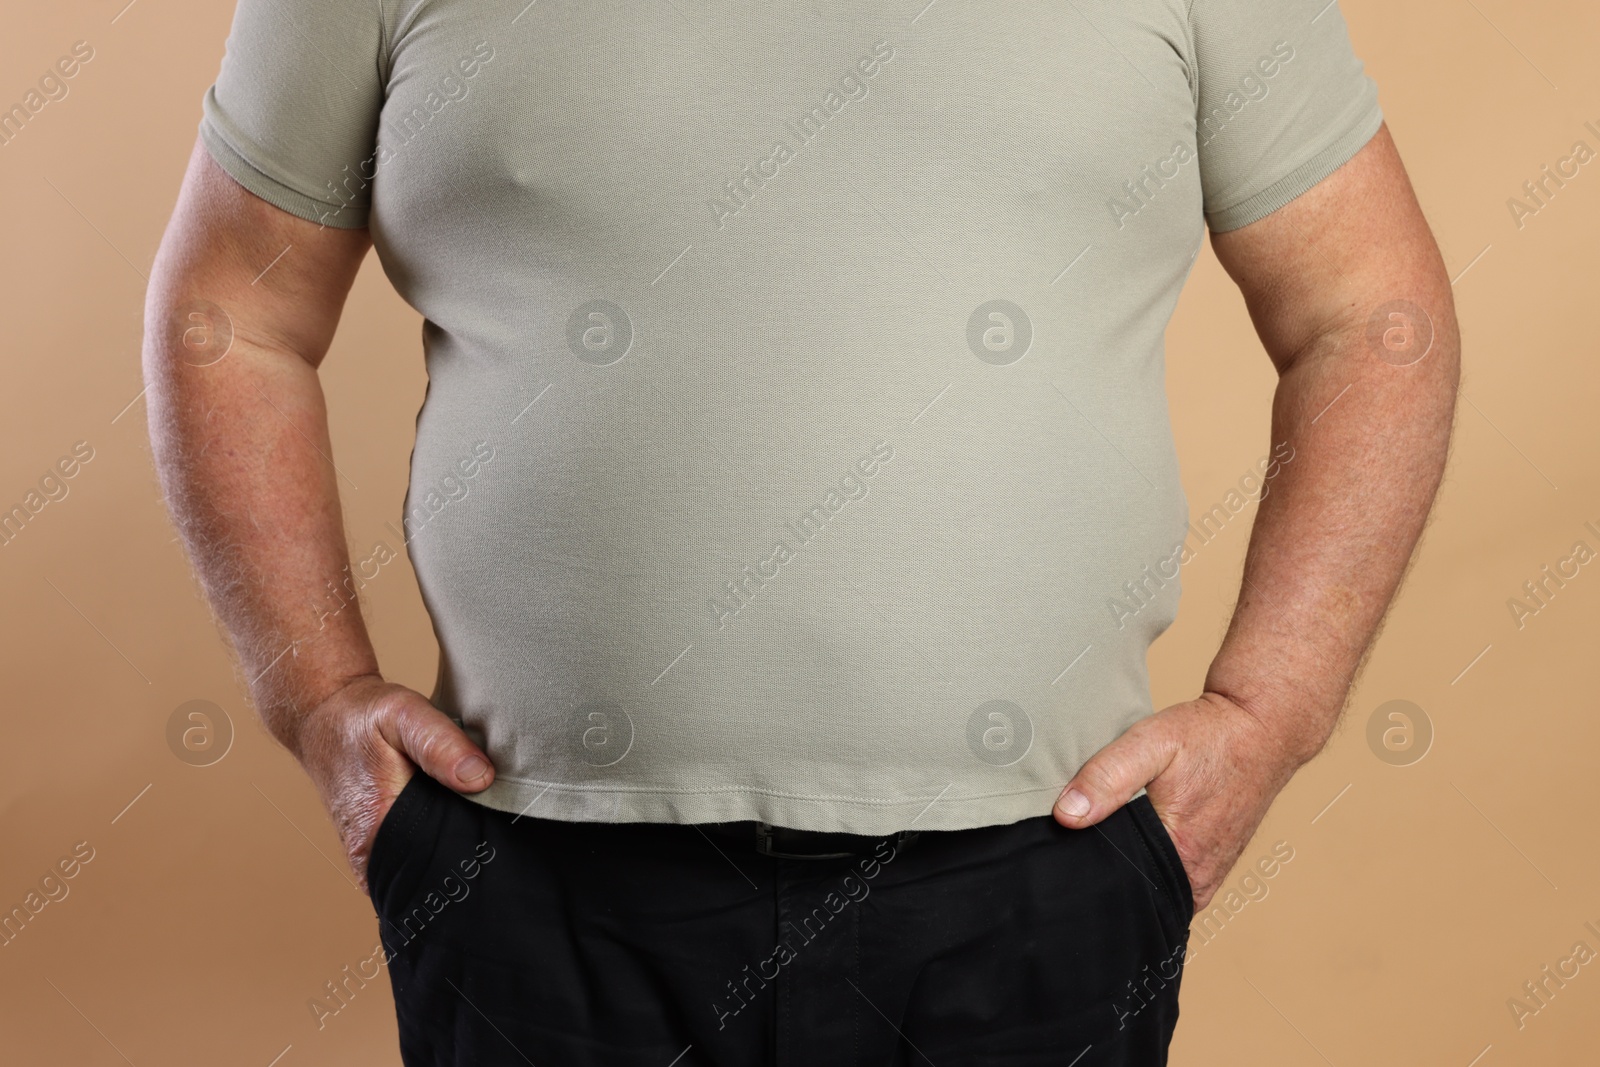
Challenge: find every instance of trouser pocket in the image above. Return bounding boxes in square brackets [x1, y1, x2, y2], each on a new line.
[366, 771, 435, 909]
[1128, 793, 1194, 925]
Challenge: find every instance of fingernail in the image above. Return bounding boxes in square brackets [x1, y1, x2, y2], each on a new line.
[1057, 789, 1091, 817]
[456, 755, 490, 782]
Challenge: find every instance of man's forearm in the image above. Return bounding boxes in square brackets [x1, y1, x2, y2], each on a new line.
[1203, 308, 1459, 765]
[144, 297, 379, 755]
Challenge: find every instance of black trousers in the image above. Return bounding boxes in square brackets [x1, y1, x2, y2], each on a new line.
[367, 772, 1193, 1066]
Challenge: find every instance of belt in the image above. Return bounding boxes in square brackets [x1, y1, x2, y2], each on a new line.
[703, 821, 922, 860]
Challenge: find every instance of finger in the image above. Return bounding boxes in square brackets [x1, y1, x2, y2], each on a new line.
[1054, 721, 1176, 828]
[378, 695, 496, 792]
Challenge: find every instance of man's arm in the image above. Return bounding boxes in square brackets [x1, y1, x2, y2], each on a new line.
[1203, 121, 1459, 753]
[143, 139, 494, 890]
[1053, 124, 1459, 913]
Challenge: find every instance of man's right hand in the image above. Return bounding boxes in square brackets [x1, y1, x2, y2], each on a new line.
[287, 674, 495, 893]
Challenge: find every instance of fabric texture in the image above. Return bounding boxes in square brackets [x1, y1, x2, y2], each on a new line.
[201, 0, 1382, 833]
[366, 771, 1192, 1065]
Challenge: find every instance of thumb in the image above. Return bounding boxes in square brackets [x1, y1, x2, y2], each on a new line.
[379, 695, 496, 793]
[1054, 721, 1175, 828]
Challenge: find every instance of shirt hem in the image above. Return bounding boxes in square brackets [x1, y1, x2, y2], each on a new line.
[460, 777, 1075, 835]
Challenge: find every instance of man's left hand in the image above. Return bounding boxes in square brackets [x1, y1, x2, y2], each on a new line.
[1052, 692, 1307, 915]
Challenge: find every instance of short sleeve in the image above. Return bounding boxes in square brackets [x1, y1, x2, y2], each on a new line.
[198, 0, 385, 229]
[1188, 0, 1383, 232]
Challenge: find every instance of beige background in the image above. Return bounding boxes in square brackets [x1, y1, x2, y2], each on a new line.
[2, 0, 1597, 1063]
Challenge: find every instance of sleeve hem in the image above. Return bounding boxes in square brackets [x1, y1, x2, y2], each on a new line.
[198, 106, 370, 230]
[1204, 102, 1383, 233]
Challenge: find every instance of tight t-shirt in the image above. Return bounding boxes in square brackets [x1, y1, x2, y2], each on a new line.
[200, 0, 1382, 833]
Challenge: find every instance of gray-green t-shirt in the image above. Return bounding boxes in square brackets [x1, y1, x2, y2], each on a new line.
[200, 0, 1381, 833]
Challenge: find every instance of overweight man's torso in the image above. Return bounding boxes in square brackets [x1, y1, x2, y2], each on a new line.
[200, 0, 1381, 831]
